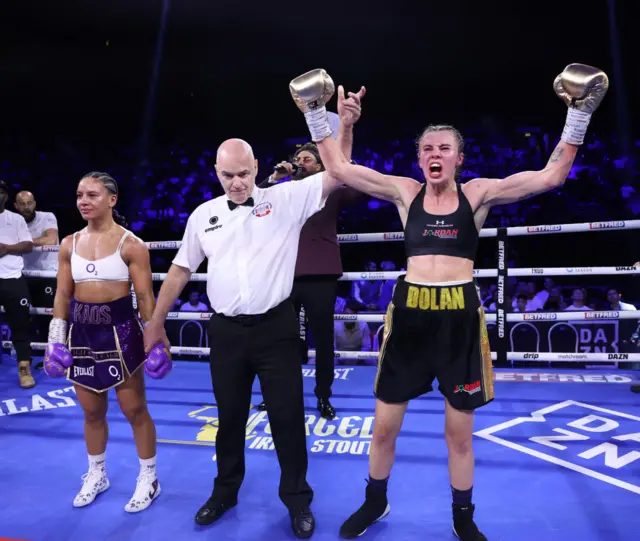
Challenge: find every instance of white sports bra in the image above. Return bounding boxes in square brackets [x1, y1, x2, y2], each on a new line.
[71, 230, 132, 283]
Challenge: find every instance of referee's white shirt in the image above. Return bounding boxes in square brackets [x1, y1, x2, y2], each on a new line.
[173, 172, 327, 316]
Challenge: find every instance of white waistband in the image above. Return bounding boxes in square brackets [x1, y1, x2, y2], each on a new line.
[407, 279, 472, 286]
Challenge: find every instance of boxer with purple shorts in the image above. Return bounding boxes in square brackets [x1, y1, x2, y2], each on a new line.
[43, 171, 171, 513]
[67, 296, 147, 392]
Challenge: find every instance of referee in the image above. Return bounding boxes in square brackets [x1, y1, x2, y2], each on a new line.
[144, 135, 359, 538]
[0, 180, 36, 388]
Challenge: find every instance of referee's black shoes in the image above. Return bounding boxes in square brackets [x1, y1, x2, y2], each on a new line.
[632, 384, 640, 393]
[255, 398, 335, 420]
[317, 398, 335, 420]
[289, 506, 315, 539]
[194, 495, 237, 526]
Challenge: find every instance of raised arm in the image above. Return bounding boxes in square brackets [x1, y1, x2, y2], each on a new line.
[290, 70, 418, 203]
[470, 63, 609, 209]
[318, 135, 415, 203]
[336, 86, 365, 162]
[469, 140, 578, 207]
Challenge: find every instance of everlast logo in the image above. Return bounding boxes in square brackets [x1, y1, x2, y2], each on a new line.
[406, 286, 465, 310]
[74, 304, 112, 325]
[73, 365, 94, 377]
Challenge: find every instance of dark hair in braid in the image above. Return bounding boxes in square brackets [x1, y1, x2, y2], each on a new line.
[80, 171, 128, 228]
[111, 208, 129, 228]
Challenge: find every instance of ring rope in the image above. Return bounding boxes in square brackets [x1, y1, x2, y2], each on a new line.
[19, 266, 640, 281]
[6, 306, 639, 323]
[5, 308, 638, 363]
[27, 218, 640, 253]
[3, 340, 639, 363]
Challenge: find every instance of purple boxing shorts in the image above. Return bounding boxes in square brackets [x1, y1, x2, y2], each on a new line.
[67, 295, 145, 392]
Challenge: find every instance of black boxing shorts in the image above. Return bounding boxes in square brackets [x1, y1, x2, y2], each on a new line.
[374, 275, 494, 411]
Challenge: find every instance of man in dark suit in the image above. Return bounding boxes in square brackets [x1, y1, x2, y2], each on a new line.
[258, 106, 364, 419]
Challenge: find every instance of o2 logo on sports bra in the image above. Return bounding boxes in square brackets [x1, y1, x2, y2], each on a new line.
[86, 263, 98, 276]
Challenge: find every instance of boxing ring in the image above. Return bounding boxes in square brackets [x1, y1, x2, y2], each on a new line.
[9, 217, 640, 365]
[1, 218, 639, 541]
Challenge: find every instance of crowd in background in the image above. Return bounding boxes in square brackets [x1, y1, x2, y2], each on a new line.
[2, 126, 638, 238]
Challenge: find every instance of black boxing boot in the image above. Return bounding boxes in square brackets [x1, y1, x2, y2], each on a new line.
[453, 504, 488, 541]
[339, 477, 390, 538]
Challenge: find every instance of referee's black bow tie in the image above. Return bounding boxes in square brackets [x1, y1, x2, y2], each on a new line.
[227, 197, 254, 211]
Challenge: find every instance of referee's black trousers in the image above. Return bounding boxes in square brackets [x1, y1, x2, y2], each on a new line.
[207, 299, 313, 510]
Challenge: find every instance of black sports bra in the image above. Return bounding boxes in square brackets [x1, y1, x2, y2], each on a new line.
[404, 184, 479, 261]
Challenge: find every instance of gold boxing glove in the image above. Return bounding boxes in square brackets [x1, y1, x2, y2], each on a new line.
[554, 63, 609, 145]
[289, 69, 336, 142]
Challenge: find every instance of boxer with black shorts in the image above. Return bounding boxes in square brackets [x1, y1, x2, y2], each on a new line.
[44, 172, 171, 512]
[290, 64, 608, 540]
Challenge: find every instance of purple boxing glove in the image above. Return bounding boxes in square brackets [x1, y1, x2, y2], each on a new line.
[144, 343, 172, 379]
[44, 343, 73, 378]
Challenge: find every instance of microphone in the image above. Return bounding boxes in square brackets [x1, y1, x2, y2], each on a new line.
[274, 163, 302, 176]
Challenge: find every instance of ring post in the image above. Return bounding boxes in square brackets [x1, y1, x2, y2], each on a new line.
[496, 227, 509, 366]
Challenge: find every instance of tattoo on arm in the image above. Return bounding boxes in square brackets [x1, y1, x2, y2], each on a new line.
[548, 147, 565, 163]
